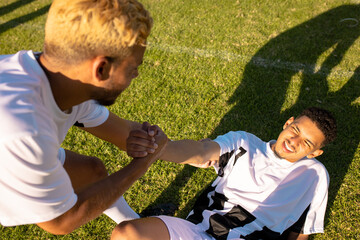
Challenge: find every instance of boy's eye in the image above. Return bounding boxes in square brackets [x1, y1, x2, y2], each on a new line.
[292, 127, 298, 134]
[304, 141, 312, 148]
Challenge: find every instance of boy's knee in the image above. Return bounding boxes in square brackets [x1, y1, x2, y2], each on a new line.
[111, 221, 139, 240]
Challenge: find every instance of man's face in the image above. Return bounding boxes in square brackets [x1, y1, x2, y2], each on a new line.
[272, 116, 325, 162]
[94, 45, 146, 106]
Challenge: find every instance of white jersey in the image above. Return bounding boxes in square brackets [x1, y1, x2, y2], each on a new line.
[186, 131, 329, 239]
[0, 51, 109, 226]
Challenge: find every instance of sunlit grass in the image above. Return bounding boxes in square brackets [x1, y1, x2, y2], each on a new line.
[1, 0, 359, 239]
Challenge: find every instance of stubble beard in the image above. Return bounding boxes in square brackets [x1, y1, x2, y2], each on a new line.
[95, 98, 116, 106]
[92, 88, 123, 106]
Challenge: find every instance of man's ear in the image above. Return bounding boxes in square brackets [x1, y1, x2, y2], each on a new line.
[92, 56, 111, 82]
[307, 149, 323, 159]
[283, 117, 295, 129]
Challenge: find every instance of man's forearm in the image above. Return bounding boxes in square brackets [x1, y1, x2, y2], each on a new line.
[37, 150, 161, 234]
[83, 112, 143, 151]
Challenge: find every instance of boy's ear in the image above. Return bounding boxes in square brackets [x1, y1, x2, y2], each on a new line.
[93, 56, 111, 81]
[283, 117, 295, 129]
[307, 149, 323, 159]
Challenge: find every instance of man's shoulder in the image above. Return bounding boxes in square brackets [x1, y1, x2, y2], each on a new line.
[0, 50, 49, 131]
[0, 50, 33, 69]
[0, 50, 43, 88]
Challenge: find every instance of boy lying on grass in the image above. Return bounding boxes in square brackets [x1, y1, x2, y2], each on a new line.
[112, 107, 336, 240]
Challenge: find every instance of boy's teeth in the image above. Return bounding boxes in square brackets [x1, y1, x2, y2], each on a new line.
[285, 142, 293, 152]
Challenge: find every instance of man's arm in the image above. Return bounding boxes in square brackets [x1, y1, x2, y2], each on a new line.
[81, 112, 157, 152]
[37, 129, 167, 235]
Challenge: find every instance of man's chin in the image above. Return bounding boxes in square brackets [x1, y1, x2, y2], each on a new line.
[95, 99, 116, 106]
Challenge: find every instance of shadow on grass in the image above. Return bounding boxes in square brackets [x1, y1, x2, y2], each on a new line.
[144, 4, 360, 229]
[0, 4, 50, 35]
[0, 0, 36, 17]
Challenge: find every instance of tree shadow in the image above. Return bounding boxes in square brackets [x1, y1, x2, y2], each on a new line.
[146, 4, 360, 228]
[0, 4, 50, 35]
[0, 0, 36, 17]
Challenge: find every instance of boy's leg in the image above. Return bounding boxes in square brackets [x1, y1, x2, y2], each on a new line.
[111, 217, 170, 240]
[111, 215, 211, 240]
[62, 149, 139, 223]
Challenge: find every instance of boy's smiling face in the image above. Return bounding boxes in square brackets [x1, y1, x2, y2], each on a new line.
[272, 116, 325, 162]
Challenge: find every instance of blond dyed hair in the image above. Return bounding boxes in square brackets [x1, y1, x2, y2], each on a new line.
[44, 0, 153, 64]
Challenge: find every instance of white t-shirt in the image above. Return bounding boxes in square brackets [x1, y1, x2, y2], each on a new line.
[0, 51, 109, 226]
[186, 131, 329, 239]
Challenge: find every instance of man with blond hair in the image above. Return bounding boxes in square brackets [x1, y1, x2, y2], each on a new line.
[0, 0, 166, 235]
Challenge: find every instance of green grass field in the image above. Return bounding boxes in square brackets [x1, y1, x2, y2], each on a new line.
[1, 0, 359, 239]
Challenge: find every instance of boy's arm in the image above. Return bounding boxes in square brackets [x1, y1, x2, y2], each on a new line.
[287, 232, 309, 240]
[126, 125, 221, 167]
[158, 139, 221, 166]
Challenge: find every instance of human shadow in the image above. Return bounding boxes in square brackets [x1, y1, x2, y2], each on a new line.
[216, 4, 360, 225]
[0, 4, 50, 35]
[144, 4, 360, 226]
[0, 0, 36, 17]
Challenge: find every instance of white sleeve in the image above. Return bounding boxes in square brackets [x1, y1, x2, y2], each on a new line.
[212, 131, 247, 174]
[213, 131, 246, 156]
[302, 168, 330, 234]
[74, 100, 109, 128]
[0, 134, 77, 226]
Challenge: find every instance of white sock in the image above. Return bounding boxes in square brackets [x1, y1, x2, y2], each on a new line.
[103, 196, 140, 224]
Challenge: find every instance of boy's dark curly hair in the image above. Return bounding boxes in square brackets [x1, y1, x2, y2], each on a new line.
[298, 107, 337, 146]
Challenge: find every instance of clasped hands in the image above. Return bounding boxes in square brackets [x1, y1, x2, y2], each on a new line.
[126, 123, 216, 168]
[126, 122, 168, 161]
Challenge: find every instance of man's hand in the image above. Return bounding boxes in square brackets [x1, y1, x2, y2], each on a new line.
[127, 122, 168, 159]
[131, 123, 169, 166]
[126, 122, 162, 158]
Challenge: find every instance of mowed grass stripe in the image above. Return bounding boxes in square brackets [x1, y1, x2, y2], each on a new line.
[1, 16, 357, 80]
